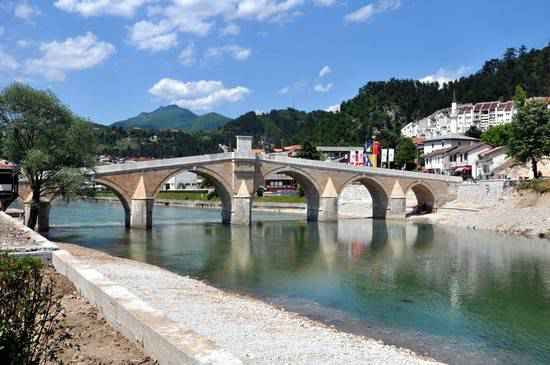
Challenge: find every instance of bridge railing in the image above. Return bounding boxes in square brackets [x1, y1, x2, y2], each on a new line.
[93, 152, 254, 175]
[258, 154, 463, 183]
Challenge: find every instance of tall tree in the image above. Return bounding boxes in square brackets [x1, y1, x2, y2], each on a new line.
[507, 86, 550, 178]
[0, 83, 96, 229]
[480, 124, 512, 146]
[395, 137, 418, 170]
[296, 141, 321, 160]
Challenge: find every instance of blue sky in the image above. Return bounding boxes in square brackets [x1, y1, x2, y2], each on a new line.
[1, 0, 549, 125]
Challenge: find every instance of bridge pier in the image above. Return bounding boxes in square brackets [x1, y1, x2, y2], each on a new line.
[230, 196, 252, 225]
[317, 197, 338, 222]
[130, 198, 154, 229]
[388, 181, 407, 219]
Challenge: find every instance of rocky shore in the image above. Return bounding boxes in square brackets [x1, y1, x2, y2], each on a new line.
[411, 190, 550, 239]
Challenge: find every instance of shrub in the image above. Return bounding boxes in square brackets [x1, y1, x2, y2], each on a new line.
[516, 179, 550, 194]
[0, 254, 63, 365]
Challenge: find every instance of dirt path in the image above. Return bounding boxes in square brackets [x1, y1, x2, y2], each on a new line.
[48, 269, 157, 365]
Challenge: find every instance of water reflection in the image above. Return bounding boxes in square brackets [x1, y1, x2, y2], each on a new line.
[48, 202, 550, 365]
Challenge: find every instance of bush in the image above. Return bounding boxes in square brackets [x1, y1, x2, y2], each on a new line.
[0, 254, 63, 365]
[517, 179, 550, 194]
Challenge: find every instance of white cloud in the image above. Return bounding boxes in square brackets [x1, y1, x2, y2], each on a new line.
[319, 65, 331, 78]
[314, 82, 333, 93]
[149, 78, 250, 111]
[278, 86, 290, 95]
[15, 1, 41, 20]
[126, 0, 307, 50]
[129, 20, 178, 51]
[221, 23, 240, 36]
[313, 0, 337, 6]
[24, 32, 115, 81]
[16, 40, 32, 48]
[345, 0, 400, 23]
[0, 50, 19, 72]
[179, 43, 195, 66]
[54, 0, 149, 17]
[326, 104, 340, 113]
[206, 45, 251, 61]
[420, 66, 471, 87]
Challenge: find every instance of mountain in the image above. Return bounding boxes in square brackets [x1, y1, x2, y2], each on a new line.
[111, 105, 231, 131]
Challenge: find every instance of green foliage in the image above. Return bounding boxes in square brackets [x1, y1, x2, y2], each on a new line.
[517, 179, 550, 193]
[395, 137, 417, 170]
[507, 86, 550, 178]
[480, 124, 512, 146]
[112, 105, 231, 131]
[0, 254, 63, 365]
[296, 141, 321, 160]
[0, 83, 96, 228]
[465, 125, 482, 139]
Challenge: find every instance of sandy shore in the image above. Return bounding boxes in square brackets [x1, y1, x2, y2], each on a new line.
[411, 191, 550, 239]
[57, 242, 443, 365]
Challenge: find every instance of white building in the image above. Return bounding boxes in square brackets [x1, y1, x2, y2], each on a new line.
[402, 99, 516, 139]
[424, 134, 491, 177]
[161, 171, 204, 191]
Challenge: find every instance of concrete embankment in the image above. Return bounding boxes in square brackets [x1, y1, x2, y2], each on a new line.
[413, 183, 550, 239]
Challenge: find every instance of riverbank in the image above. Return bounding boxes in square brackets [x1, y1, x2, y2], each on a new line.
[57, 242, 443, 365]
[91, 196, 307, 214]
[0, 213, 157, 365]
[411, 190, 550, 239]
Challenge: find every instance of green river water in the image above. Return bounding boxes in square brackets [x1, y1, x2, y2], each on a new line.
[46, 200, 550, 365]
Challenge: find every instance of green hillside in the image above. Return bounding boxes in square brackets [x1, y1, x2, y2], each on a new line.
[112, 105, 231, 131]
[93, 44, 550, 159]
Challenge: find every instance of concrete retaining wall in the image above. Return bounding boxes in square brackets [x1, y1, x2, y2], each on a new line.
[455, 180, 516, 206]
[53, 250, 242, 365]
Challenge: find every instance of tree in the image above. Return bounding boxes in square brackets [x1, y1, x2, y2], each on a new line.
[395, 137, 417, 170]
[480, 124, 512, 146]
[0, 83, 96, 230]
[507, 86, 550, 178]
[296, 141, 321, 160]
[465, 125, 482, 139]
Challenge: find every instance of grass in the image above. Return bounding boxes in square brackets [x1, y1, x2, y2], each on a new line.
[257, 195, 305, 203]
[516, 179, 550, 194]
[92, 190, 305, 203]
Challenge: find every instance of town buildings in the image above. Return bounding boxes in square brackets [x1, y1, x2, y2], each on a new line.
[402, 99, 515, 139]
[421, 135, 495, 178]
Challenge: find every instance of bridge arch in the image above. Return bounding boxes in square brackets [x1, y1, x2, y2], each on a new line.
[93, 178, 132, 227]
[339, 176, 389, 219]
[262, 166, 323, 221]
[405, 182, 436, 215]
[152, 166, 234, 224]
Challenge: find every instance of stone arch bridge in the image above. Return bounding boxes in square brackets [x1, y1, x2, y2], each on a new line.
[16, 138, 461, 230]
[82, 149, 460, 229]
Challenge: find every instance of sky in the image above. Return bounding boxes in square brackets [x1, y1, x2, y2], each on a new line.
[0, 0, 549, 125]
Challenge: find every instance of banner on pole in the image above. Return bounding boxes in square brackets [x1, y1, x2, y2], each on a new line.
[388, 148, 395, 162]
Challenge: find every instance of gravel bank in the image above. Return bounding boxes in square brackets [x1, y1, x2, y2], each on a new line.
[59, 243, 443, 365]
[411, 191, 550, 239]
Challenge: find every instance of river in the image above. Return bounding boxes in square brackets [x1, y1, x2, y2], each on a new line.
[46, 200, 550, 365]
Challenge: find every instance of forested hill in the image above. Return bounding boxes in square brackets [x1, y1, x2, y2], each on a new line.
[95, 44, 550, 158]
[112, 105, 231, 131]
[221, 44, 550, 149]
